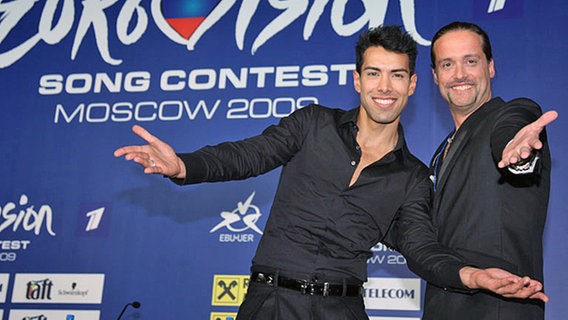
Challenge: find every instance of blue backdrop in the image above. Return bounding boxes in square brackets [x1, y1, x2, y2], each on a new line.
[1, 1, 566, 319]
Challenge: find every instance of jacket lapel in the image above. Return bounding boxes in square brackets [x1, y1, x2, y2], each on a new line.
[433, 98, 506, 196]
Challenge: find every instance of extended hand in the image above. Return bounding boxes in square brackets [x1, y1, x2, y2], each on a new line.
[498, 110, 558, 168]
[114, 125, 186, 178]
[460, 267, 548, 302]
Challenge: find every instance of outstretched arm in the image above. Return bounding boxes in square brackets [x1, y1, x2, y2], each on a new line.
[389, 175, 548, 303]
[114, 125, 186, 178]
[498, 110, 558, 168]
[460, 266, 549, 302]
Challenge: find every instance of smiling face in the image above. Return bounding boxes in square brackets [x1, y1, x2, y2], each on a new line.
[432, 29, 495, 117]
[353, 46, 417, 128]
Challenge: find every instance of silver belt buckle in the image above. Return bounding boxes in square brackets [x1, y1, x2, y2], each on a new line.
[322, 282, 330, 296]
[299, 281, 310, 295]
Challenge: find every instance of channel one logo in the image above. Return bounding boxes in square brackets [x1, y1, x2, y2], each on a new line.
[11, 273, 105, 304]
[363, 277, 421, 311]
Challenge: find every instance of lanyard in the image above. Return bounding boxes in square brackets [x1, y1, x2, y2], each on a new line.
[431, 130, 455, 192]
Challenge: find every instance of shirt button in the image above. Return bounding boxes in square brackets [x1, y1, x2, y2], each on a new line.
[350, 160, 356, 166]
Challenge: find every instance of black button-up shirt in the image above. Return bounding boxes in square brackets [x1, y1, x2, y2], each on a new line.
[177, 104, 465, 286]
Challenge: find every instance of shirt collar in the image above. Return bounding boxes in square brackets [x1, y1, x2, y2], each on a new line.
[337, 106, 409, 161]
[337, 107, 359, 128]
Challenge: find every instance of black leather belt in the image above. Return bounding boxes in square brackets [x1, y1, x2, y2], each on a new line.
[251, 272, 363, 297]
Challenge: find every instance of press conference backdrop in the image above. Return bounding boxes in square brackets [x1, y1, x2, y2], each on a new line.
[0, 0, 566, 319]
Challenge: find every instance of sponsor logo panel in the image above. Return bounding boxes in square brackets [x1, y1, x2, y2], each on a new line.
[210, 312, 237, 320]
[12, 274, 105, 304]
[369, 317, 420, 320]
[211, 275, 249, 306]
[8, 309, 100, 320]
[364, 278, 421, 311]
[0, 273, 9, 303]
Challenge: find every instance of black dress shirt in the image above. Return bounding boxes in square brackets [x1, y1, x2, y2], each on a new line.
[175, 104, 465, 286]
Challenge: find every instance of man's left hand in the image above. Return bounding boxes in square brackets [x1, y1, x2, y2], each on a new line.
[460, 266, 549, 302]
[498, 110, 558, 168]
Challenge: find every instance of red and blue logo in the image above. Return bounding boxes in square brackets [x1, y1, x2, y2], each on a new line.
[161, 0, 220, 39]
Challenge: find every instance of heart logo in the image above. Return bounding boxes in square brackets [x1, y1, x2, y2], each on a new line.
[160, 0, 220, 39]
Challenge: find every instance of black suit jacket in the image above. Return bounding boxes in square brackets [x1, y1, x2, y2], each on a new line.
[423, 97, 551, 320]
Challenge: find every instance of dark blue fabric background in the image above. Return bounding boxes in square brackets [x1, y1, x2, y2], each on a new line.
[1, 1, 566, 319]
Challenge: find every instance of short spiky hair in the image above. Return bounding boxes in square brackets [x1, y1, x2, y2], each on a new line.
[430, 21, 493, 68]
[355, 25, 418, 75]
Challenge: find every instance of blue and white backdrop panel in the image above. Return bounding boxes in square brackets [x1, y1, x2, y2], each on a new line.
[1, 1, 566, 319]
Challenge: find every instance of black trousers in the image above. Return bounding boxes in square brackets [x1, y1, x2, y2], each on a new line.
[236, 281, 369, 320]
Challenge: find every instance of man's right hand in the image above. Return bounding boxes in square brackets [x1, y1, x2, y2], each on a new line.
[114, 125, 186, 179]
